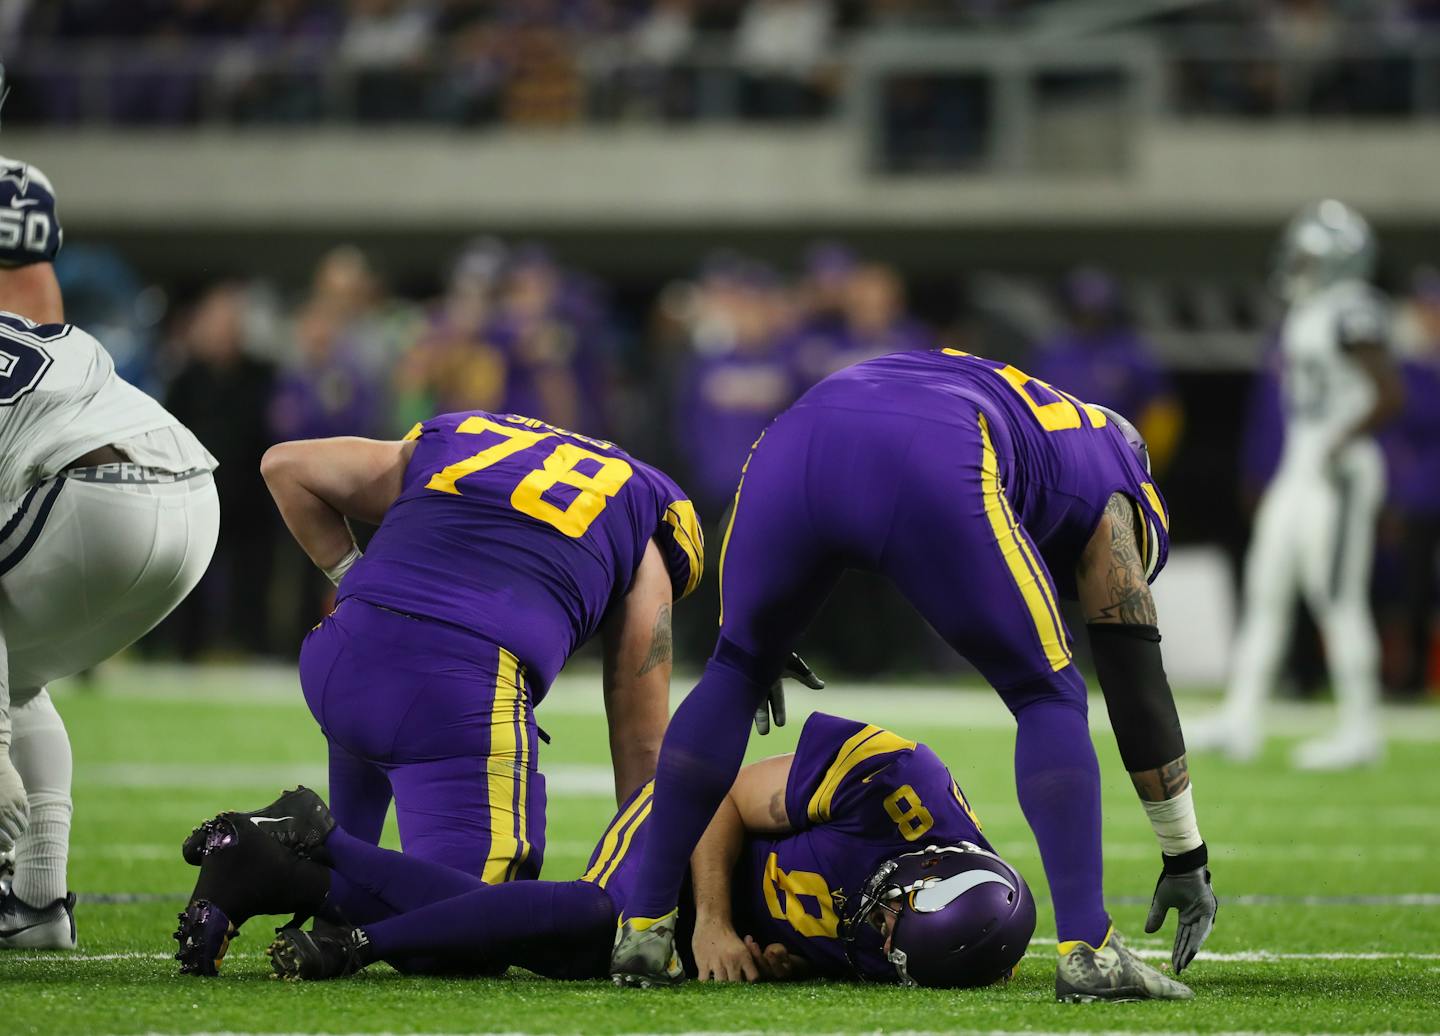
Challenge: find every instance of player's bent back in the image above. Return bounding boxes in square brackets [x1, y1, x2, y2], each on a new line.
[340, 411, 702, 697]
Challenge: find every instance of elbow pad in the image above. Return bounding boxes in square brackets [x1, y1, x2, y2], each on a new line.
[1087, 623, 1185, 772]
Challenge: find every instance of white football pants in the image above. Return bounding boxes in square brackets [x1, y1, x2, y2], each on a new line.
[1224, 443, 1384, 743]
[0, 469, 219, 907]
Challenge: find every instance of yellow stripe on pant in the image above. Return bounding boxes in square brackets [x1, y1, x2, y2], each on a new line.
[582, 781, 654, 885]
[597, 796, 653, 889]
[482, 647, 532, 885]
[718, 429, 767, 626]
[977, 415, 1071, 673]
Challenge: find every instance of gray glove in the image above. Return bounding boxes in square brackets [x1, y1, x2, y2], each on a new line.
[754, 653, 824, 735]
[1145, 851, 1217, 973]
[0, 754, 28, 854]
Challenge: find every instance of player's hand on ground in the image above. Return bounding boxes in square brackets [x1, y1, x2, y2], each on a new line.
[755, 653, 825, 735]
[0, 756, 29, 853]
[692, 919, 760, 982]
[1146, 855, 1217, 973]
[745, 936, 805, 982]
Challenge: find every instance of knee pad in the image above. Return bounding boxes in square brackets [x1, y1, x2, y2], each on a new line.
[10, 691, 72, 794]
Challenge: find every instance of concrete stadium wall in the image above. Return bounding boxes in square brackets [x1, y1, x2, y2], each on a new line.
[10, 120, 1440, 233]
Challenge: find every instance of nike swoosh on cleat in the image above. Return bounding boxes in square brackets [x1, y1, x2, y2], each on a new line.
[0, 918, 48, 938]
[250, 816, 294, 825]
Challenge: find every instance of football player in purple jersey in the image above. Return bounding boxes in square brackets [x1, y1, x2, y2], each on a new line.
[611, 349, 1216, 1002]
[176, 411, 718, 968]
[175, 711, 1036, 989]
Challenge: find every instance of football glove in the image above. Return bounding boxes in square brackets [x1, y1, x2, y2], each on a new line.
[0, 755, 28, 854]
[754, 653, 824, 736]
[1145, 848, 1217, 974]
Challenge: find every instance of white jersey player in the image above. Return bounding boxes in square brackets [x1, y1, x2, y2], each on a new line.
[1192, 200, 1403, 770]
[0, 155, 220, 949]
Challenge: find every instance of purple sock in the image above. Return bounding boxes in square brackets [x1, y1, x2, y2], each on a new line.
[623, 645, 769, 920]
[363, 879, 616, 978]
[1011, 694, 1111, 946]
[326, 825, 485, 922]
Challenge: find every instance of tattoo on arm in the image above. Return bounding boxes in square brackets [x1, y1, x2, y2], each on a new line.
[1129, 754, 1191, 802]
[768, 790, 787, 829]
[636, 603, 673, 677]
[1090, 493, 1158, 625]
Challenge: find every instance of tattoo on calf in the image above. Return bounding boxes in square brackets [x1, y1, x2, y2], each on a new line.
[1092, 493, 1158, 625]
[1130, 755, 1191, 802]
[636, 603, 673, 677]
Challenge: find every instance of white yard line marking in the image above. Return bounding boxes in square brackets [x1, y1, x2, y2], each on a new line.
[76, 763, 618, 796]
[100, 1030, 1440, 1036]
[17, 948, 1440, 966]
[66, 828, 1440, 870]
[50, 663, 1440, 742]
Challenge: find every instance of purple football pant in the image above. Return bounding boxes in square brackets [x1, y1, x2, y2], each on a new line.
[300, 599, 546, 921]
[324, 825, 615, 979]
[626, 402, 1110, 946]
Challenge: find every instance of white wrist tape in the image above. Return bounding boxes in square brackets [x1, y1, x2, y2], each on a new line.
[323, 544, 363, 587]
[1141, 785, 1203, 856]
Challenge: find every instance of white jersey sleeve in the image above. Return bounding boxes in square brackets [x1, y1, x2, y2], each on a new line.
[1277, 280, 1390, 472]
[0, 313, 216, 504]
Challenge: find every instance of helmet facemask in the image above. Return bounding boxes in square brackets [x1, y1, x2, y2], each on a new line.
[843, 842, 1035, 988]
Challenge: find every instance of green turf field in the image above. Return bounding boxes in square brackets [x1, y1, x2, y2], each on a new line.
[3, 663, 1438, 1035]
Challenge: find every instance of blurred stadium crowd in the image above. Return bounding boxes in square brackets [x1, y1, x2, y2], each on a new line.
[53, 233, 1440, 697]
[5, 0, 1440, 125]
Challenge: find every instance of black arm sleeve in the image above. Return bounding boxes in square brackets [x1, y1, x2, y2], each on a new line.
[1087, 622, 1186, 772]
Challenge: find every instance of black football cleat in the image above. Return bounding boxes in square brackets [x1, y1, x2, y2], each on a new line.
[182, 787, 335, 866]
[173, 899, 237, 977]
[174, 814, 331, 977]
[268, 926, 370, 981]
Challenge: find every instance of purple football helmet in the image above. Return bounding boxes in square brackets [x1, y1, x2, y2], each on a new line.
[843, 842, 1036, 988]
[1091, 404, 1150, 475]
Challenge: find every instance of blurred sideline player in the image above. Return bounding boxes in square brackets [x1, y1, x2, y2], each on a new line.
[226, 409, 780, 962]
[1190, 201, 1403, 770]
[0, 153, 220, 949]
[178, 711, 1037, 990]
[610, 348, 1217, 1002]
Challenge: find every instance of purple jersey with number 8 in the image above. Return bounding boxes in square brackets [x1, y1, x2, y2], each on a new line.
[338, 411, 703, 698]
[735, 712, 990, 980]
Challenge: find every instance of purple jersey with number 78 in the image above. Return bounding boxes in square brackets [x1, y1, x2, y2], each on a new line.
[338, 411, 704, 699]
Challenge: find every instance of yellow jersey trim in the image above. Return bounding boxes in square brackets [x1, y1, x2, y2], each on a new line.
[663, 499, 705, 600]
[1139, 481, 1169, 532]
[805, 724, 916, 825]
[403, 422, 424, 442]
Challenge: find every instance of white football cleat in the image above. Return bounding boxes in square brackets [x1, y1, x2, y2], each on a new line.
[0, 892, 77, 950]
[1292, 730, 1383, 771]
[1183, 712, 1261, 763]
